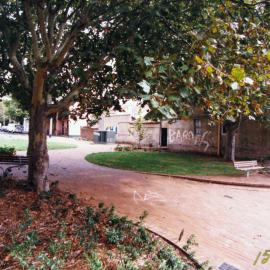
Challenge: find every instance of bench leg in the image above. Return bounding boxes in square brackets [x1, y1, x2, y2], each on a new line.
[246, 171, 250, 178]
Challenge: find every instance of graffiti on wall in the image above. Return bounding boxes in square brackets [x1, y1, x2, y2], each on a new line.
[169, 129, 211, 152]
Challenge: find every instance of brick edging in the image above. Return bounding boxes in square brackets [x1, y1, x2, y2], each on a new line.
[138, 171, 270, 189]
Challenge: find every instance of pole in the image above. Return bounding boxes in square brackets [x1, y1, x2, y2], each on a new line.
[217, 120, 221, 156]
[49, 117, 53, 137]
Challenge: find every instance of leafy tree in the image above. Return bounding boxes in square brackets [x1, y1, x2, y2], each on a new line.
[139, 0, 270, 161]
[0, 0, 203, 191]
[0, 98, 28, 124]
[129, 109, 146, 148]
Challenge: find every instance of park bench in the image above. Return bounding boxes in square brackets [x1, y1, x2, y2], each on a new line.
[0, 155, 28, 180]
[263, 160, 270, 174]
[233, 160, 264, 177]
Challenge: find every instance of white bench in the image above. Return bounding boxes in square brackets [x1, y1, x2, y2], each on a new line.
[234, 160, 264, 177]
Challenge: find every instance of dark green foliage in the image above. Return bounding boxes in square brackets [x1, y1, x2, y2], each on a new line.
[0, 146, 16, 156]
[157, 247, 185, 270]
[106, 228, 124, 245]
[0, 0, 203, 120]
[19, 208, 33, 231]
[84, 252, 103, 270]
[3, 186, 198, 270]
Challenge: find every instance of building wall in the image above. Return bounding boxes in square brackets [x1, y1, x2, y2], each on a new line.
[167, 118, 218, 155]
[98, 114, 131, 131]
[23, 118, 29, 133]
[116, 122, 160, 146]
[227, 121, 270, 159]
[51, 118, 69, 136]
[80, 126, 97, 141]
[115, 117, 270, 159]
[69, 118, 88, 136]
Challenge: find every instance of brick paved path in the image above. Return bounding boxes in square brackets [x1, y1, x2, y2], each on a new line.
[48, 139, 270, 270]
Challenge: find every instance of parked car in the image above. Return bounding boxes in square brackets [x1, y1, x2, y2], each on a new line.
[5, 123, 23, 133]
[15, 125, 23, 133]
[1, 125, 9, 132]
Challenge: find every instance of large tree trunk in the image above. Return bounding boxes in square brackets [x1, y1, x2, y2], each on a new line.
[27, 69, 49, 192]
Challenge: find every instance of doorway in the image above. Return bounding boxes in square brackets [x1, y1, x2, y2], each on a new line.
[161, 128, 168, 147]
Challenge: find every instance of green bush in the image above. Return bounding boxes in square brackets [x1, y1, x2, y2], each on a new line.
[115, 145, 134, 152]
[84, 252, 103, 270]
[106, 228, 124, 245]
[0, 146, 16, 156]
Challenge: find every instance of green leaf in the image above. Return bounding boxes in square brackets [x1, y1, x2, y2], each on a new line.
[145, 70, 153, 78]
[194, 87, 201, 94]
[158, 105, 176, 118]
[266, 51, 270, 62]
[231, 67, 245, 81]
[144, 57, 154, 66]
[180, 88, 189, 98]
[158, 65, 166, 73]
[206, 65, 214, 75]
[137, 80, 150, 94]
[181, 65, 189, 71]
[194, 55, 203, 64]
[150, 99, 159, 108]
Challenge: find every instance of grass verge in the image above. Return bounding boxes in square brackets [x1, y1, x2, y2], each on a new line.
[85, 151, 241, 176]
[0, 138, 77, 151]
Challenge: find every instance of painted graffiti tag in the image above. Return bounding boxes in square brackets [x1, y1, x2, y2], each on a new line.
[169, 129, 211, 152]
[133, 191, 166, 204]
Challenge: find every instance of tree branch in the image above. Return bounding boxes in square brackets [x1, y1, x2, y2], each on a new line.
[49, 15, 88, 68]
[47, 86, 82, 115]
[9, 37, 31, 90]
[47, 54, 112, 114]
[24, 0, 40, 62]
[36, 0, 52, 60]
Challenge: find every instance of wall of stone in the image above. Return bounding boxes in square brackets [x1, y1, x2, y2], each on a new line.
[166, 118, 218, 155]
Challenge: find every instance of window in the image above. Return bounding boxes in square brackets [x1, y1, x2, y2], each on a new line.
[194, 118, 202, 136]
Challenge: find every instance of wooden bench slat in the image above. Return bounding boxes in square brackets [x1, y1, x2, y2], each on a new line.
[234, 161, 257, 165]
[0, 155, 29, 166]
[237, 166, 264, 171]
[233, 160, 263, 177]
[0, 155, 29, 180]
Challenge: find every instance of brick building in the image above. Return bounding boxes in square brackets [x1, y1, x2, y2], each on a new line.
[115, 116, 270, 160]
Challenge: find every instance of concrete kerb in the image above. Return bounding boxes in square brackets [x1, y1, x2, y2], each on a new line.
[138, 171, 270, 189]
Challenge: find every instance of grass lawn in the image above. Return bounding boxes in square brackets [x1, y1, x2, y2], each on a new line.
[86, 151, 241, 176]
[0, 137, 77, 151]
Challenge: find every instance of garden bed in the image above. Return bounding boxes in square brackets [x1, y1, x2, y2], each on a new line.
[0, 180, 200, 270]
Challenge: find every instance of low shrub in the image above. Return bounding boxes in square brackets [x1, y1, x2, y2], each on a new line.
[115, 145, 133, 152]
[1, 183, 199, 270]
[0, 146, 16, 156]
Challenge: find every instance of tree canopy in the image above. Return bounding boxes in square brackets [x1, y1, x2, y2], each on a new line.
[1, 0, 270, 188]
[0, 98, 28, 124]
[137, 0, 270, 160]
[0, 0, 205, 120]
[139, 1, 270, 123]
[0, 0, 207, 190]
